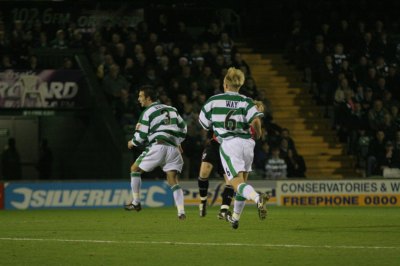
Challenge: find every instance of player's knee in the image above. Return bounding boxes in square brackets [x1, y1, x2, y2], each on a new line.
[131, 164, 141, 172]
[199, 167, 212, 178]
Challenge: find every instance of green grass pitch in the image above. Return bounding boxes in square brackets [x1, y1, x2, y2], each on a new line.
[1, 206, 399, 266]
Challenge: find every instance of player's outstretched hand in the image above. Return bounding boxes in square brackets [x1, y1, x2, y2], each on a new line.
[128, 140, 134, 149]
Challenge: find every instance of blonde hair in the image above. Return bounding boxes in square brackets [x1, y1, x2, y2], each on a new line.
[224, 67, 245, 91]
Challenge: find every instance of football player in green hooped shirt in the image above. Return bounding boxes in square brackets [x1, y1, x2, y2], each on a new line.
[199, 67, 269, 229]
[125, 86, 187, 220]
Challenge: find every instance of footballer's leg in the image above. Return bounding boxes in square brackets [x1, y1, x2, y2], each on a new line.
[124, 163, 143, 212]
[198, 162, 213, 217]
[218, 174, 234, 219]
[231, 173, 269, 220]
[166, 170, 186, 220]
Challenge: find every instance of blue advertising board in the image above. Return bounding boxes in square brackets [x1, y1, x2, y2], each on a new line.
[4, 181, 174, 210]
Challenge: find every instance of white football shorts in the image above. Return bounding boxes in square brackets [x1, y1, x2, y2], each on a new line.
[219, 137, 255, 180]
[135, 143, 183, 172]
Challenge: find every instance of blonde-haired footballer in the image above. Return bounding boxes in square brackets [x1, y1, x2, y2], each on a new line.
[198, 99, 266, 219]
[199, 67, 269, 229]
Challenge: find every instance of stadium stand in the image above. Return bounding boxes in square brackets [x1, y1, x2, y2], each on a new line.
[9, 0, 400, 180]
[283, 0, 400, 178]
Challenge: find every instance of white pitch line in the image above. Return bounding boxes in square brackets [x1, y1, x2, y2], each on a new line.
[0, 237, 399, 250]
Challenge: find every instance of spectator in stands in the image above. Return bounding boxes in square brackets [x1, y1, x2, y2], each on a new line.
[200, 22, 221, 44]
[97, 54, 115, 80]
[102, 64, 130, 107]
[309, 41, 326, 100]
[181, 121, 203, 179]
[394, 130, 400, 152]
[197, 66, 215, 96]
[212, 54, 227, 78]
[336, 19, 352, 49]
[188, 81, 202, 102]
[10, 20, 24, 50]
[390, 106, 400, 129]
[339, 59, 356, 88]
[354, 84, 366, 103]
[285, 149, 306, 178]
[332, 43, 347, 70]
[232, 52, 250, 75]
[69, 29, 84, 49]
[192, 91, 207, 114]
[143, 32, 160, 60]
[241, 76, 258, 99]
[36, 139, 53, 180]
[116, 88, 140, 127]
[122, 57, 140, 90]
[377, 141, 400, 176]
[387, 64, 400, 94]
[27, 55, 40, 71]
[0, 30, 10, 54]
[210, 78, 223, 96]
[364, 67, 379, 91]
[192, 56, 206, 78]
[280, 138, 289, 158]
[368, 99, 389, 131]
[280, 128, 297, 154]
[254, 141, 270, 174]
[35, 31, 49, 48]
[375, 56, 389, 77]
[0, 54, 14, 69]
[366, 130, 387, 176]
[140, 66, 163, 88]
[355, 128, 371, 174]
[50, 29, 68, 49]
[333, 75, 347, 120]
[177, 65, 194, 95]
[61, 57, 74, 69]
[285, 20, 307, 66]
[109, 33, 122, 55]
[100, 19, 114, 43]
[217, 32, 236, 65]
[357, 32, 373, 60]
[174, 21, 193, 53]
[135, 52, 148, 76]
[337, 89, 356, 142]
[361, 86, 374, 112]
[318, 23, 334, 49]
[151, 45, 165, 66]
[375, 77, 388, 99]
[265, 146, 287, 179]
[347, 101, 369, 154]
[1, 138, 21, 180]
[382, 113, 397, 140]
[154, 56, 171, 85]
[354, 56, 369, 85]
[125, 30, 139, 57]
[113, 43, 128, 68]
[154, 14, 171, 43]
[319, 55, 337, 116]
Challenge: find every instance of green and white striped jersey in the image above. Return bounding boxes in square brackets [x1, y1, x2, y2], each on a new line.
[132, 102, 187, 147]
[199, 92, 263, 140]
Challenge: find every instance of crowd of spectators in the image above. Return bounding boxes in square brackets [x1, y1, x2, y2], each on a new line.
[0, 10, 305, 180]
[285, 7, 400, 177]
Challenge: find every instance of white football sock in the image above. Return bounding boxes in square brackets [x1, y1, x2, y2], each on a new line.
[171, 184, 185, 214]
[238, 183, 260, 204]
[232, 195, 246, 221]
[131, 172, 141, 205]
